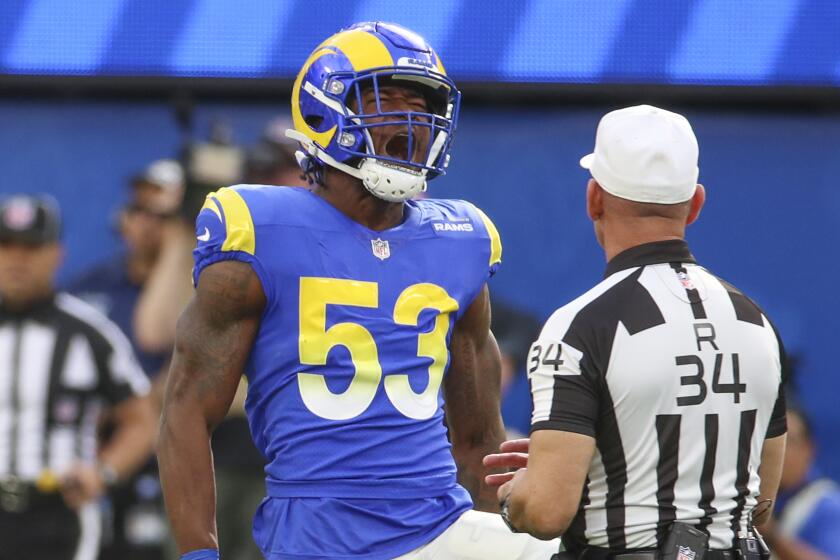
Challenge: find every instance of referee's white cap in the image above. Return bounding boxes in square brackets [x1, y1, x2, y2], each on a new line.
[579, 105, 699, 204]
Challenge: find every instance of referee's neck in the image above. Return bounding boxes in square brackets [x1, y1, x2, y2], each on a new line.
[602, 226, 686, 263]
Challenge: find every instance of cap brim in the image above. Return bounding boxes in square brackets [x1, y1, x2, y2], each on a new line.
[0, 230, 55, 245]
[130, 174, 151, 187]
[579, 153, 595, 169]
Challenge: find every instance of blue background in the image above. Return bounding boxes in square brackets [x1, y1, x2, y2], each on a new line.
[1, 0, 840, 85]
[0, 99, 838, 476]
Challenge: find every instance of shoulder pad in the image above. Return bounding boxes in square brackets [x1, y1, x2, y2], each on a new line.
[468, 203, 502, 268]
[197, 186, 256, 255]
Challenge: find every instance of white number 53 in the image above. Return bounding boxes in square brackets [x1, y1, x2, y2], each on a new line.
[297, 277, 458, 421]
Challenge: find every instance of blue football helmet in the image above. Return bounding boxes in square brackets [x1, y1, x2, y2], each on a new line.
[286, 22, 461, 201]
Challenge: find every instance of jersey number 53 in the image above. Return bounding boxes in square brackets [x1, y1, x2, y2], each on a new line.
[297, 277, 458, 421]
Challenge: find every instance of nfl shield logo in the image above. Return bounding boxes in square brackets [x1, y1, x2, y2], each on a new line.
[371, 238, 390, 260]
[677, 546, 696, 560]
[677, 271, 696, 290]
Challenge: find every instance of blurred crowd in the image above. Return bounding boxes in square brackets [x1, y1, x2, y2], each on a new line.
[1, 114, 838, 559]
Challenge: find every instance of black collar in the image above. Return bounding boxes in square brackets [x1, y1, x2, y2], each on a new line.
[604, 239, 696, 278]
[0, 293, 57, 321]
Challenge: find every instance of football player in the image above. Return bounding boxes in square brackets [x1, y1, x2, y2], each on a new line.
[158, 22, 559, 560]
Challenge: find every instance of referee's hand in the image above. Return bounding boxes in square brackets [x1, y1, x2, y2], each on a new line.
[483, 438, 530, 487]
[60, 463, 105, 510]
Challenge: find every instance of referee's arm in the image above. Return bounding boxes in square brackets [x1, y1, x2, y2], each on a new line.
[756, 435, 785, 530]
[500, 431, 595, 539]
[755, 323, 790, 530]
[97, 328, 157, 484]
[494, 332, 599, 539]
[61, 309, 157, 509]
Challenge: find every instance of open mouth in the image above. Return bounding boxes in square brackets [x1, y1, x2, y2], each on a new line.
[384, 132, 412, 161]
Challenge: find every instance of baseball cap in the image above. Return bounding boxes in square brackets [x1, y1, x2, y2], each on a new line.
[131, 159, 185, 193]
[0, 194, 61, 245]
[579, 105, 699, 204]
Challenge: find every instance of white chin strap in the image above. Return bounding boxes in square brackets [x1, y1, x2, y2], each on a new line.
[358, 159, 427, 202]
[286, 128, 428, 202]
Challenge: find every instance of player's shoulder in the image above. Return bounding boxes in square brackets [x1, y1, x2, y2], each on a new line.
[195, 185, 315, 255]
[415, 198, 492, 230]
[416, 198, 502, 266]
[208, 184, 311, 225]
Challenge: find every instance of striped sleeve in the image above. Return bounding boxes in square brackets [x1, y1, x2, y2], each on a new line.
[192, 186, 272, 300]
[528, 271, 636, 437]
[529, 308, 600, 437]
[766, 319, 788, 438]
[55, 294, 149, 404]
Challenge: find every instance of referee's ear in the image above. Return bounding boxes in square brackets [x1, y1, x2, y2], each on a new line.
[685, 184, 706, 226]
[586, 179, 604, 222]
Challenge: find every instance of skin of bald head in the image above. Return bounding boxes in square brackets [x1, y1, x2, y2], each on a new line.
[586, 179, 706, 262]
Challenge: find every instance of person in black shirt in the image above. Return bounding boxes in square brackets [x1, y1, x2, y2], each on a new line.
[0, 194, 156, 560]
[485, 106, 786, 560]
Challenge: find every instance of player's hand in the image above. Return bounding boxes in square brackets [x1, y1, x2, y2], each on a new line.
[60, 463, 106, 510]
[496, 468, 527, 504]
[499, 438, 530, 454]
[483, 438, 531, 487]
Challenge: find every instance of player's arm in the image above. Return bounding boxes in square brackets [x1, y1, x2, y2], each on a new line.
[444, 284, 506, 513]
[157, 260, 265, 554]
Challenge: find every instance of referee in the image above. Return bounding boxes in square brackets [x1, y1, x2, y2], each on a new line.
[485, 106, 786, 560]
[0, 195, 156, 560]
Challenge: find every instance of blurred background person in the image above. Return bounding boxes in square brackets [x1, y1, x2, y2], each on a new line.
[0, 194, 155, 560]
[242, 116, 310, 187]
[69, 159, 186, 560]
[70, 158, 185, 373]
[764, 407, 840, 559]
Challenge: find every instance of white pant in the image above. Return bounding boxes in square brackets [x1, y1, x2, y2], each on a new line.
[394, 510, 561, 559]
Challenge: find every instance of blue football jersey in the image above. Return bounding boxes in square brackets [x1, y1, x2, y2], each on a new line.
[193, 185, 502, 559]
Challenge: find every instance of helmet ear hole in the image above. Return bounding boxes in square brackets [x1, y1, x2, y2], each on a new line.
[305, 115, 324, 129]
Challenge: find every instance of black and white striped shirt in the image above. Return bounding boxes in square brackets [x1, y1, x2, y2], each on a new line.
[528, 240, 786, 552]
[0, 293, 149, 482]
